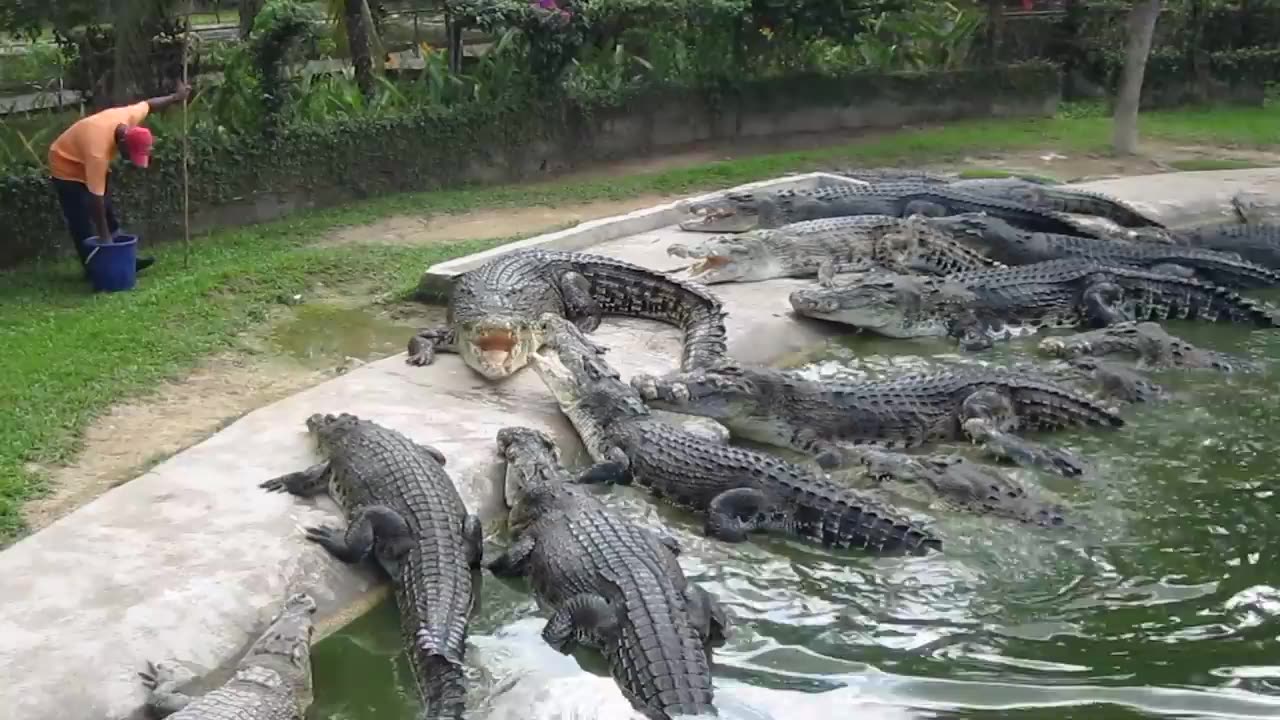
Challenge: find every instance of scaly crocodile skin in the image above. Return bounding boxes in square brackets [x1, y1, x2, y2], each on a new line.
[947, 177, 1166, 228]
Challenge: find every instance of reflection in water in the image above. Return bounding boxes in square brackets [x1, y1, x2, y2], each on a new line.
[308, 321, 1280, 719]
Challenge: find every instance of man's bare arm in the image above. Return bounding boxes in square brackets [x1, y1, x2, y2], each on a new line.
[145, 82, 191, 113]
[89, 195, 113, 245]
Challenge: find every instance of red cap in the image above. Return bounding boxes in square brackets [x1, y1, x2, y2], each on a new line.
[122, 125, 154, 168]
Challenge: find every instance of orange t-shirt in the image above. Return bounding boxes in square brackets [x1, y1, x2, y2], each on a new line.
[48, 101, 150, 196]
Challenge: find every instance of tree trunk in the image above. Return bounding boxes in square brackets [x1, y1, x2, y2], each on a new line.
[1111, 0, 1163, 155]
[239, 0, 264, 39]
[984, 0, 1004, 65]
[344, 0, 375, 97]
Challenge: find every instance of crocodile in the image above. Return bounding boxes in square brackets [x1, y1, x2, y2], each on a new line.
[528, 313, 941, 554]
[260, 414, 481, 720]
[1232, 191, 1280, 225]
[629, 364, 1122, 478]
[488, 426, 725, 720]
[847, 447, 1071, 528]
[405, 249, 728, 380]
[666, 214, 1000, 286]
[1177, 222, 1280, 270]
[1037, 321, 1260, 373]
[833, 167, 957, 185]
[920, 213, 1280, 289]
[1051, 356, 1169, 404]
[788, 258, 1280, 351]
[678, 182, 1104, 237]
[945, 177, 1166, 228]
[139, 592, 317, 720]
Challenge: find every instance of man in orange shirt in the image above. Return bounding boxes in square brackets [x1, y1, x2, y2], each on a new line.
[48, 82, 190, 278]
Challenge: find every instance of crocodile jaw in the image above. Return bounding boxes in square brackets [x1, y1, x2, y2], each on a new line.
[677, 199, 759, 233]
[455, 322, 538, 380]
[789, 286, 946, 339]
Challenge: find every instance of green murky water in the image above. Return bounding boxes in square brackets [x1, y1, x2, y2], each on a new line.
[269, 304, 417, 367]
[306, 316, 1280, 720]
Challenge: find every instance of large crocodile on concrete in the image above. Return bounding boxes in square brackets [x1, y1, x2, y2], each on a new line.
[666, 214, 1000, 286]
[260, 414, 481, 720]
[848, 447, 1071, 528]
[678, 182, 1103, 237]
[1037, 321, 1260, 373]
[528, 313, 942, 554]
[630, 364, 1122, 477]
[139, 592, 317, 720]
[406, 248, 729, 380]
[788, 258, 1280, 350]
[945, 177, 1166, 228]
[920, 213, 1280, 289]
[488, 425, 725, 720]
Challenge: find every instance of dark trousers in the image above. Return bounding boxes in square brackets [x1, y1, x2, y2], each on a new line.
[51, 176, 119, 269]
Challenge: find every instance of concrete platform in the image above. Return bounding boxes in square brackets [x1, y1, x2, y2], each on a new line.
[3, 166, 1277, 720]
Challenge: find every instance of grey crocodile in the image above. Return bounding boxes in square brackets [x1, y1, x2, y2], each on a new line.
[679, 182, 1103, 237]
[946, 177, 1166, 228]
[1178, 222, 1280, 270]
[788, 258, 1280, 350]
[406, 248, 728, 380]
[833, 167, 957, 185]
[666, 214, 1000, 285]
[1232, 191, 1280, 225]
[488, 426, 725, 719]
[528, 313, 941, 554]
[1051, 356, 1169, 404]
[848, 447, 1070, 528]
[922, 213, 1280, 289]
[260, 414, 481, 719]
[1038, 321, 1259, 372]
[139, 592, 317, 720]
[630, 364, 1122, 477]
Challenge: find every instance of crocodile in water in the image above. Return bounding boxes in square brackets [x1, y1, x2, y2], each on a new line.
[946, 177, 1166, 228]
[528, 313, 941, 554]
[488, 426, 725, 719]
[921, 213, 1280, 289]
[260, 414, 481, 719]
[848, 446, 1071, 528]
[666, 214, 1000, 286]
[788, 258, 1280, 351]
[1038, 321, 1260, 373]
[139, 592, 317, 720]
[630, 364, 1122, 477]
[406, 248, 728, 380]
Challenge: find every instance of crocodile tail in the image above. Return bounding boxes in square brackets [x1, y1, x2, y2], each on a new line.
[1136, 274, 1280, 327]
[819, 490, 942, 554]
[414, 653, 468, 720]
[1006, 379, 1126, 431]
[1177, 252, 1280, 289]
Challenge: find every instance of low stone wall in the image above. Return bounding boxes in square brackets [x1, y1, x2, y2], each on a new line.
[0, 62, 1061, 269]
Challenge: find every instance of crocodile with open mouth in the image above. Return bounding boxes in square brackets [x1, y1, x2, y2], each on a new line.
[406, 248, 729, 380]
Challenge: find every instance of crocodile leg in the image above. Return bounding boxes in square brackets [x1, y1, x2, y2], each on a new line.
[485, 535, 535, 577]
[414, 442, 448, 466]
[558, 270, 604, 332]
[464, 513, 484, 569]
[542, 593, 619, 653]
[304, 504, 414, 574]
[959, 389, 1089, 477]
[407, 327, 455, 367]
[575, 447, 633, 485]
[900, 199, 948, 217]
[685, 585, 729, 649]
[648, 528, 682, 556]
[706, 486, 780, 543]
[138, 660, 196, 718]
[1080, 280, 1132, 327]
[793, 427, 844, 469]
[259, 461, 331, 496]
[817, 259, 838, 288]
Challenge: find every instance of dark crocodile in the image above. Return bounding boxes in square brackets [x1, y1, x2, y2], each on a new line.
[488, 426, 725, 719]
[1038, 321, 1260, 372]
[922, 213, 1280, 289]
[679, 182, 1103, 237]
[848, 447, 1071, 528]
[139, 592, 317, 720]
[260, 414, 481, 720]
[1178, 222, 1280, 270]
[946, 177, 1166, 228]
[528, 313, 941, 554]
[406, 248, 728, 380]
[788, 258, 1280, 350]
[666, 214, 1000, 285]
[630, 364, 1122, 478]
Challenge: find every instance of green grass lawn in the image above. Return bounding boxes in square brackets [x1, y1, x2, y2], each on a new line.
[0, 105, 1277, 545]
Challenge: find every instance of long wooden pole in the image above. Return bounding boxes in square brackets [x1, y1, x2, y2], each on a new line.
[181, 1, 193, 269]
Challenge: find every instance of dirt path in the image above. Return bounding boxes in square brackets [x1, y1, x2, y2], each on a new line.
[24, 140, 1278, 529]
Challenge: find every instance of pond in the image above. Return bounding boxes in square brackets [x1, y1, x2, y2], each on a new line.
[306, 317, 1280, 720]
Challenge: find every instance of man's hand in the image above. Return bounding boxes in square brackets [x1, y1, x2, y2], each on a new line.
[173, 81, 191, 102]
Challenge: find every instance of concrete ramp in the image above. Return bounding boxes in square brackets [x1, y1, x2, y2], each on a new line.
[1, 166, 1276, 720]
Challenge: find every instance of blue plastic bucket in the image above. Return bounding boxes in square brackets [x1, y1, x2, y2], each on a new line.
[84, 234, 138, 293]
